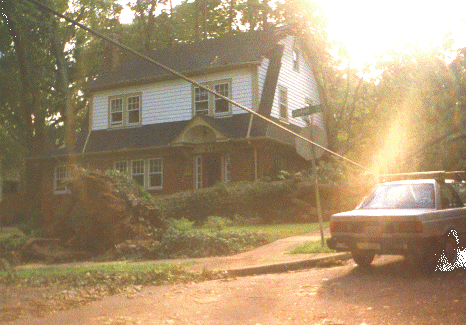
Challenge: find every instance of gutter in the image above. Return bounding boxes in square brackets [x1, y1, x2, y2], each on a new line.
[27, 135, 297, 161]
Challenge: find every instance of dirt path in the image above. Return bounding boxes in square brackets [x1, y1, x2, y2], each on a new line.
[7, 255, 466, 325]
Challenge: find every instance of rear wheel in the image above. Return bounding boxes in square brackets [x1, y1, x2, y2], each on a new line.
[440, 234, 459, 269]
[352, 250, 375, 267]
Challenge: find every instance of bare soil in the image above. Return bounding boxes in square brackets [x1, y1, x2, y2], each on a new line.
[4, 255, 466, 324]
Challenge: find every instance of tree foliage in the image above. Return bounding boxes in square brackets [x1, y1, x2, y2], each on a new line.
[0, 0, 465, 179]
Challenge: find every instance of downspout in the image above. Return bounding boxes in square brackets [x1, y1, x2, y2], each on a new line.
[82, 98, 93, 155]
[82, 130, 91, 154]
[248, 63, 260, 179]
[254, 146, 258, 181]
[247, 64, 259, 138]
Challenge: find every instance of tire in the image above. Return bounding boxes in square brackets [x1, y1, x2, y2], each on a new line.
[352, 250, 375, 267]
[443, 229, 459, 265]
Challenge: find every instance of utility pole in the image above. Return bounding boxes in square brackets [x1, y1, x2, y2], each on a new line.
[308, 117, 325, 246]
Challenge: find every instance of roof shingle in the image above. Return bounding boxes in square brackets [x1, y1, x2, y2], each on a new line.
[87, 30, 282, 91]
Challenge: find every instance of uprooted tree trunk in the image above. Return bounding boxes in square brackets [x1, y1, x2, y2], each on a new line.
[45, 168, 165, 255]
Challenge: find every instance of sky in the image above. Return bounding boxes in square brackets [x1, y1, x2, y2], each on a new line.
[317, 0, 466, 66]
[119, 0, 466, 66]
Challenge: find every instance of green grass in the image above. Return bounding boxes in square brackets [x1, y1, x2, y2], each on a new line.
[0, 261, 192, 279]
[0, 222, 329, 282]
[226, 222, 329, 239]
[0, 228, 22, 239]
[288, 239, 335, 254]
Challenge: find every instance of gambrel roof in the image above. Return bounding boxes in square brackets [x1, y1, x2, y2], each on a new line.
[87, 30, 283, 92]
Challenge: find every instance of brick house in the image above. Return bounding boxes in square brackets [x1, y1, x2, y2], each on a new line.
[25, 29, 327, 222]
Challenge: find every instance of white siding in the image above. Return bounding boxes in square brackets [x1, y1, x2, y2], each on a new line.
[91, 69, 255, 130]
[270, 36, 322, 129]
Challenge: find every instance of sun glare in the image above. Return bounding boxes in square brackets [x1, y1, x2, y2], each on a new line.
[317, 0, 466, 66]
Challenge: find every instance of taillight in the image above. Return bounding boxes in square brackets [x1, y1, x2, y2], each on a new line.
[396, 221, 423, 233]
[330, 221, 348, 233]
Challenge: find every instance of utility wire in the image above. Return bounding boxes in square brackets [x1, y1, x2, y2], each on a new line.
[24, 0, 370, 172]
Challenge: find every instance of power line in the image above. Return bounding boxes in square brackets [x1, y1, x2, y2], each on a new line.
[23, 0, 370, 172]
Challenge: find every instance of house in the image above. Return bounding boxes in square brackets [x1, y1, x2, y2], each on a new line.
[25, 29, 327, 222]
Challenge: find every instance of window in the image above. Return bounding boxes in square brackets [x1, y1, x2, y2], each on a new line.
[360, 184, 435, 209]
[292, 49, 299, 71]
[194, 155, 202, 190]
[114, 158, 163, 190]
[223, 153, 231, 183]
[279, 87, 288, 119]
[148, 158, 163, 189]
[114, 161, 128, 174]
[127, 96, 140, 124]
[110, 98, 123, 126]
[54, 165, 70, 194]
[131, 160, 145, 187]
[109, 93, 141, 127]
[193, 80, 231, 117]
[440, 184, 463, 209]
[214, 83, 230, 114]
[194, 87, 209, 115]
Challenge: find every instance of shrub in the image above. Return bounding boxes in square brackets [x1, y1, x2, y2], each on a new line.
[167, 217, 195, 232]
[203, 216, 230, 231]
[0, 230, 28, 254]
[158, 229, 269, 259]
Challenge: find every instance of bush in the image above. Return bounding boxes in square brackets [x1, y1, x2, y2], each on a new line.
[203, 216, 230, 231]
[158, 229, 269, 259]
[0, 230, 28, 254]
[167, 217, 195, 232]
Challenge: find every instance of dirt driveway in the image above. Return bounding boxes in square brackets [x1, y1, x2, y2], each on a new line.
[7, 255, 466, 325]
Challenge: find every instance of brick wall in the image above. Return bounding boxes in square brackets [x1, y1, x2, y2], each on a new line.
[22, 140, 310, 225]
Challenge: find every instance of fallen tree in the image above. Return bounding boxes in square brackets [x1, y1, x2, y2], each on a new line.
[44, 168, 165, 255]
[13, 167, 363, 263]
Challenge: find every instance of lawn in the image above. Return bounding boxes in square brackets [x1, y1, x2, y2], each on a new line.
[226, 222, 329, 239]
[287, 239, 335, 254]
[0, 222, 330, 281]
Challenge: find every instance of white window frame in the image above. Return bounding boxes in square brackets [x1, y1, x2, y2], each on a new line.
[114, 158, 163, 190]
[114, 160, 128, 174]
[194, 155, 202, 190]
[278, 86, 288, 120]
[110, 97, 123, 126]
[192, 80, 232, 117]
[148, 158, 163, 190]
[194, 86, 209, 115]
[292, 49, 299, 71]
[223, 153, 231, 183]
[109, 93, 142, 128]
[213, 82, 231, 116]
[127, 95, 141, 124]
[131, 160, 145, 188]
[54, 164, 70, 194]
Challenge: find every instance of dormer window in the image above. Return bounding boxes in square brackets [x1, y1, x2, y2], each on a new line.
[214, 83, 230, 114]
[292, 49, 299, 71]
[109, 93, 142, 127]
[279, 86, 288, 120]
[194, 87, 209, 115]
[193, 80, 231, 117]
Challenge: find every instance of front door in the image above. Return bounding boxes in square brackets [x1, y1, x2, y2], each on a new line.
[205, 154, 221, 188]
[194, 154, 221, 189]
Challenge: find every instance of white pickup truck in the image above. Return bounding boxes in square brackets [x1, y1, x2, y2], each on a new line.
[327, 172, 466, 268]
